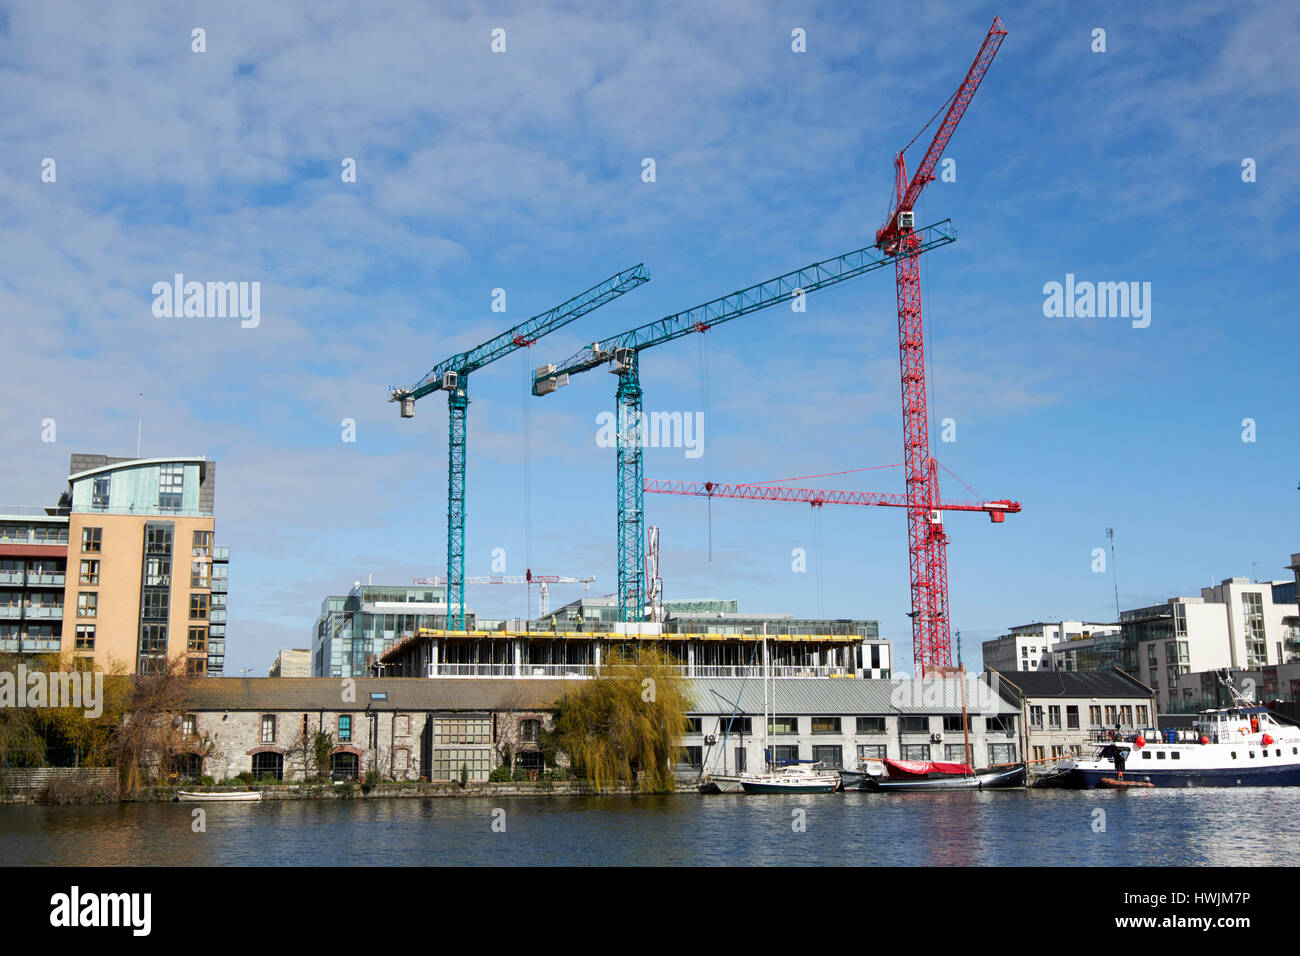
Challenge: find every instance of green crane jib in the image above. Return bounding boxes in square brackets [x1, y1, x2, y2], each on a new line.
[532, 220, 957, 625]
[390, 264, 650, 631]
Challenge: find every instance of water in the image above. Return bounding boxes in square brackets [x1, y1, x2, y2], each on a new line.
[1, 789, 1296, 866]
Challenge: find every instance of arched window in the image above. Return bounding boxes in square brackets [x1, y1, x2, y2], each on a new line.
[252, 751, 283, 781]
[331, 752, 359, 780]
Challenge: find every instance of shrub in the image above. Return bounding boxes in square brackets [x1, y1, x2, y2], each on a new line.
[488, 765, 513, 783]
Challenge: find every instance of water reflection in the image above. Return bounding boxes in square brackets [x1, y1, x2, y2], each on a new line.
[0, 789, 1296, 867]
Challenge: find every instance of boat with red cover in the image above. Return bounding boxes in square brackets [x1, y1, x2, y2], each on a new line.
[863, 758, 1026, 791]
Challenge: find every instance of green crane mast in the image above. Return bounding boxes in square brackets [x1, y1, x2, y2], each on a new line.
[390, 264, 650, 631]
[532, 220, 956, 624]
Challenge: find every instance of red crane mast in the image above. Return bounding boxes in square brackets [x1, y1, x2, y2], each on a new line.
[873, 17, 1007, 676]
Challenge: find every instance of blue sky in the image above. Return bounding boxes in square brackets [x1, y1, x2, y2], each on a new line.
[2, 1, 1297, 676]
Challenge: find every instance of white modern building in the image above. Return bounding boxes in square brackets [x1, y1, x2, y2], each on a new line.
[1132, 577, 1299, 711]
[981, 621, 1119, 673]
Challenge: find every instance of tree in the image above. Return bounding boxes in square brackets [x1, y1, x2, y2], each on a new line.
[109, 656, 198, 794]
[551, 646, 693, 793]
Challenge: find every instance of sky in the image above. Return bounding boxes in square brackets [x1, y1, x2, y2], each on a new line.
[1, 0, 1297, 677]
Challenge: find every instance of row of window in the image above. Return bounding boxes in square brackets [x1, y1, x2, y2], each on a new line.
[1028, 704, 1150, 730]
[678, 742, 1020, 771]
[689, 715, 1014, 736]
[80, 527, 212, 555]
[251, 714, 539, 747]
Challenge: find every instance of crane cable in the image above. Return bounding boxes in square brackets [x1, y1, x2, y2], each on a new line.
[699, 331, 713, 562]
[520, 348, 533, 619]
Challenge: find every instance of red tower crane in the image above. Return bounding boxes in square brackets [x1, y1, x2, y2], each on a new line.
[873, 17, 1008, 676]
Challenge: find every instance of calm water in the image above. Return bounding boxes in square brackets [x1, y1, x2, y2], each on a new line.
[1, 789, 1296, 866]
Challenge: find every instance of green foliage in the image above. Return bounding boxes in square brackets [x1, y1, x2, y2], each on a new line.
[312, 731, 334, 777]
[551, 646, 693, 793]
[488, 765, 513, 783]
[459, 763, 469, 786]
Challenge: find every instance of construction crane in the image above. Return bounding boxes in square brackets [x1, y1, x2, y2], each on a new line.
[417, 572, 596, 617]
[872, 17, 1008, 675]
[532, 222, 957, 624]
[389, 265, 649, 631]
[643, 478, 1021, 522]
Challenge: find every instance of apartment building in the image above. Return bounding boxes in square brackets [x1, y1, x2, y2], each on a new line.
[314, 583, 463, 677]
[0, 508, 71, 656]
[61, 454, 225, 675]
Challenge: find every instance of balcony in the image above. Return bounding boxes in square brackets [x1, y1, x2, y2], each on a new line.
[0, 571, 23, 585]
[421, 662, 855, 679]
[26, 573, 65, 587]
[25, 605, 64, 619]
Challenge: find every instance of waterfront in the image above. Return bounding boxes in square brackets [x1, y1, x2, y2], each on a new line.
[2, 789, 1297, 866]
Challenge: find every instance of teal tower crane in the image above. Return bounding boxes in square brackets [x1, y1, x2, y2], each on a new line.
[532, 222, 956, 624]
[390, 264, 650, 630]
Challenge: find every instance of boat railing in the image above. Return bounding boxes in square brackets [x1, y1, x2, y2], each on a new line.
[1084, 727, 1160, 744]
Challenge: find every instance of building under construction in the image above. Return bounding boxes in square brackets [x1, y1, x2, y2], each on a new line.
[377, 594, 891, 681]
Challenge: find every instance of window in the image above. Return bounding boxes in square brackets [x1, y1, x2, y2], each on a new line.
[190, 561, 209, 588]
[683, 717, 703, 734]
[717, 716, 752, 735]
[943, 714, 970, 732]
[189, 593, 209, 620]
[186, 658, 205, 676]
[1089, 705, 1102, 727]
[986, 714, 1015, 734]
[79, 560, 99, 585]
[1029, 706, 1043, 729]
[772, 745, 799, 764]
[677, 746, 703, 770]
[187, 626, 207, 653]
[1156, 751, 1166, 760]
[145, 525, 172, 554]
[138, 624, 167, 653]
[81, 527, 102, 553]
[395, 715, 411, 737]
[144, 556, 170, 587]
[518, 719, 540, 742]
[77, 592, 97, 618]
[1066, 705, 1080, 729]
[141, 591, 169, 620]
[432, 717, 490, 745]
[75, 624, 95, 650]
[158, 464, 184, 511]
[945, 744, 972, 762]
[251, 752, 283, 781]
[91, 475, 111, 509]
[811, 717, 841, 734]
[181, 715, 196, 737]
[1104, 705, 1118, 726]
[768, 716, 798, 735]
[1032, 746, 1045, 761]
[735, 748, 747, 773]
[899, 715, 929, 734]
[1119, 706, 1133, 727]
[1141, 751, 1152, 760]
[338, 714, 352, 742]
[1136, 706, 1149, 726]
[856, 717, 886, 734]
[857, 744, 887, 762]
[261, 715, 276, 743]
[988, 743, 1016, 765]
[1171, 751, 1181, 760]
[429, 748, 493, 782]
[192, 530, 212, 556]
[901, 744, 931, 761]
[811, 745, 843, 769]
[1048, 706, 1061, 730]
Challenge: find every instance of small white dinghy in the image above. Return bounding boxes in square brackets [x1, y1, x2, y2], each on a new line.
[175, 790, 262, 802]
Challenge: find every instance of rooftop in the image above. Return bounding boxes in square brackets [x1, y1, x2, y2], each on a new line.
[990, 669, 1152, 700]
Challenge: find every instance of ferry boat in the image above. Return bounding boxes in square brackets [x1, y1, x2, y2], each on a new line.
[1062, 679, 1300, 789]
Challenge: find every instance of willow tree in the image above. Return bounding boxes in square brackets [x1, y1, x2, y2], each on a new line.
[552, 646, 693, 792]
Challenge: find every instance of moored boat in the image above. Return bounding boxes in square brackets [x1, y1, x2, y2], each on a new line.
[739, 763, 840, 794]
[864, 759, 1025, 792]
[175, 790, 262, 802]
[1062, 675, 1300, 789]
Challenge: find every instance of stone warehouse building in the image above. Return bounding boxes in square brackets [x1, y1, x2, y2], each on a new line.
[183, 678, 564, 783]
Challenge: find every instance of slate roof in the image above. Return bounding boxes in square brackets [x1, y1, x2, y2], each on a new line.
[685, 677, 1018, 716]
[182, 675, 1019, 715]
[185, 677, 577, 712]
[990, 669, 1152, 700]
